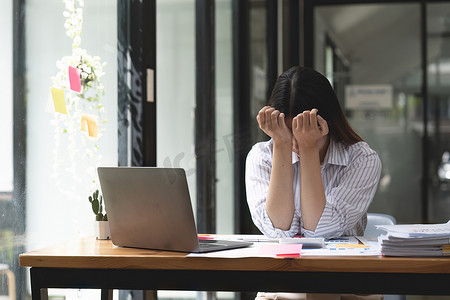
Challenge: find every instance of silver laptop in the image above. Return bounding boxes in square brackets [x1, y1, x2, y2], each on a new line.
[97, 167, 252, 253]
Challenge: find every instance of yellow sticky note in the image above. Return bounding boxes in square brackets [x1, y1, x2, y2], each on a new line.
[51, 87, 67, 114]
[81, 117, 87, 132]
[81, 114, 98, 138]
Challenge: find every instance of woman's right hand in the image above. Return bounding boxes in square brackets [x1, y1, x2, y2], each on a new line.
[257, 106, 292, 144]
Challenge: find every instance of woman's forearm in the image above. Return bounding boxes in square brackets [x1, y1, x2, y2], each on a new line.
[266, 140, 295, 230]
[299, 147, 326, 231]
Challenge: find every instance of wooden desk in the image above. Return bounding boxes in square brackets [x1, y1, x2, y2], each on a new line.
[19, 237, 450, 300]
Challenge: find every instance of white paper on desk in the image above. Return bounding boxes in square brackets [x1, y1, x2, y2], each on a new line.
[301, 236, 380, 256]
[189, 243, 306, 258]
[325, 236, 359, 244]
[376, 221, 450, 238]
[379, 235, 450, 246]
[207, 234, 279, 242]
[355, 236, 381, 253]
[301, 247, 380, 256]
[188, 237, 381, 257]
[301, 242, 380, 256]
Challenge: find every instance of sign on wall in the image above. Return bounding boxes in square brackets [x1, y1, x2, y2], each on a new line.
[345, 84, 393, 110]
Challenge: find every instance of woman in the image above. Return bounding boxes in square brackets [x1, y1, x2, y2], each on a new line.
[246, 67, 382, 239]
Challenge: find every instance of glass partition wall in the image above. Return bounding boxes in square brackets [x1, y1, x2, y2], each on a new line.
[215, 0, 234, 235]
[309, 1, 450, 225]
[427, 2, 450, 223]
[25, 0, 118, 299]
[314, 3, 423, 223]
[0, 0, 20, 299]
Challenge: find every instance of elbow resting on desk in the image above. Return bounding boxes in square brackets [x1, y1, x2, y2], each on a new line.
[266, 207, 295, 231]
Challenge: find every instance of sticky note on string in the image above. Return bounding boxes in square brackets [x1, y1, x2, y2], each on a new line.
[81, 114, 98, 138]
[51, 87, 67, 114]
[68, 66, 82, 93]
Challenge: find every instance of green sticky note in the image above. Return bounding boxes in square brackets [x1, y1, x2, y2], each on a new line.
[51, 87, 67, 114]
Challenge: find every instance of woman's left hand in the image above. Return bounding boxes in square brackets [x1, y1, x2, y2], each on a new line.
[292, 109, 329, 150]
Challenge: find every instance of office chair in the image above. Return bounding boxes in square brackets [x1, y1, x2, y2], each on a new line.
[0, 264, 15, 300]
[364, 213, 405, 300]
[364, 213, 397, 237]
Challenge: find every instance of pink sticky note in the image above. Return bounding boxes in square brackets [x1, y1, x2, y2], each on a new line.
[68, 66, 82, 93]
[258, 244, 302, 257]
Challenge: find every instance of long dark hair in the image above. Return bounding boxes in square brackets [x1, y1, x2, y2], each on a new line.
[268, 66, 362, 145]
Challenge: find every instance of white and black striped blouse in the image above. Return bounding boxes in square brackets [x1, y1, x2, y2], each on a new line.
[245, 138, 382, 239]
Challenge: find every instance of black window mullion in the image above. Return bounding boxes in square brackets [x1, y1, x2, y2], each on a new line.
[12, 0, 27, 299]
[232, 0, 257, 235]
[420, 0, 429, 223]
[13, 0, 26, 235]
[117, 0, 130, 167]
[267, 0, 278, 99]
[283, 0, 300, 70]
[143, 0, 157, 167]
[303, 0, 314, 68]
[195, 0, 216, 234]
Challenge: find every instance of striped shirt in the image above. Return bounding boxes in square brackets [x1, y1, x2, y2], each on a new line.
[245, 138, 382, 239]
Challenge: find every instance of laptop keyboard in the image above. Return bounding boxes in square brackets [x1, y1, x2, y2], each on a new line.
[198, 239, 230, 250]
[199, 242, 220, 249]
[197, 238, 252, 252]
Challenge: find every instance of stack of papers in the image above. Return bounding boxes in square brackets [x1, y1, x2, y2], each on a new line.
[376, 221, 450, 257]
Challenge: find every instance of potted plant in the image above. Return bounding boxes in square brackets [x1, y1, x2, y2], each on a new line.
[89, 189, 110, 239]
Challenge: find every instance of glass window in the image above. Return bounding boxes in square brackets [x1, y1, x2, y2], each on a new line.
[315, 4, 423, 223]
[216, 0, 234, 234]
[427, 2, 450, 223]
[0, 0, 13, 194]
[156, 1, 197, 299]
[25, 0, 118, 298]
[157, 0, 197, 216]
[0, 1, 16, 300]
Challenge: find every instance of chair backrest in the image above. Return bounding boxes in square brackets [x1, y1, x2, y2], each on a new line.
[364, 213, 397, 237]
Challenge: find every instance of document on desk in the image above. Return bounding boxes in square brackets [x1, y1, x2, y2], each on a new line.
[188, 236, 381, 257]
[376, 221, 450, 256]
[187, 244, 299, 258]
[376, 220, 450, 238]
[301, 236, 380, 256]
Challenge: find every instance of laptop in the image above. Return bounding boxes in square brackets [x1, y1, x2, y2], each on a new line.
[97, 167, 252, 253]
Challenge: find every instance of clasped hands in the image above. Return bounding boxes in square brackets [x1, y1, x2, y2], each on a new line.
[256, 106, 329, 154]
